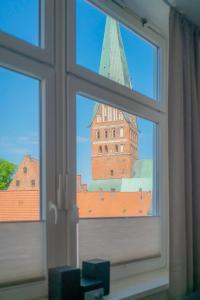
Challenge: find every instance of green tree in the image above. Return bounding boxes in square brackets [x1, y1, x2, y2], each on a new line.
[0, 159, 16, 190]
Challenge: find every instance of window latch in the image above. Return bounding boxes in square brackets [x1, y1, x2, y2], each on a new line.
[49, 201, 58, 225]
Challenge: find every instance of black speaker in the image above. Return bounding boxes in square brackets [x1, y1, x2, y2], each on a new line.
[82, 259, 110, 295]
[48, 265, 80, 300]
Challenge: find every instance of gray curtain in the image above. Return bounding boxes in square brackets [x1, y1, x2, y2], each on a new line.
[168, 8, 200, 299]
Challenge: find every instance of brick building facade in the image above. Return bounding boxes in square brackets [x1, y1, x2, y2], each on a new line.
[9, 155, 39, 190]
[91, 104, 138, 179]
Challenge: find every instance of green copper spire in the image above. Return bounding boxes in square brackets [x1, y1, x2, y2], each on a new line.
[90, 16, 133, 125]
[99, 16, 132, 88]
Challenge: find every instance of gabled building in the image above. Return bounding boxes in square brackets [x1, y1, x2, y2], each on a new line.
[8, 155, 39, 190]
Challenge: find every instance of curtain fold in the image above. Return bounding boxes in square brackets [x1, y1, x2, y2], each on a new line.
[169, 8, 200, 299]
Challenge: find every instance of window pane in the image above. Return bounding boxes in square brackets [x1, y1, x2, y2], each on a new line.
[0, 67, 45, 286]
[0, 67, 40, 222]
[76, 0, 158, 100]
[76, 95, 159, 264]
[0, 0, 40, 46]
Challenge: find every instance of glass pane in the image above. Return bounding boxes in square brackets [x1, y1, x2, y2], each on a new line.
[76, 0, 158, 100]
[76, 95, 158, 264]
[0, 67, 40, 222]
[0, 0, 40, 46]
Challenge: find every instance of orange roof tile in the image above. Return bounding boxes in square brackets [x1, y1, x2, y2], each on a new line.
[77, 191, 152, 218]
[0, 190, 40, 222]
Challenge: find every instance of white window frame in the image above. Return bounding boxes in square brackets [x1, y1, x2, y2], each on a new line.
[66, 0, 169, 291]
[0, 1, 69, 299]
[0, 0, 169, 298]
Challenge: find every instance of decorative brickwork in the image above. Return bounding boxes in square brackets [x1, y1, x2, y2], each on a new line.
[91, 104, 138, 179]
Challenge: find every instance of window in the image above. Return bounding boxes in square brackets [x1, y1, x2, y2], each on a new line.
[76, 0, 159, 100]
[96, 130, 100, 139]
[77, 95, 157, 265]
[0, 1, 56, 297]
[23, 167, 28, 174]
[73, 0, 168, 289]
[16, 180, 20, 187]
[105, 130, 108, 138]
[120, 127, 124, 137]
[0, 0, 168, 297]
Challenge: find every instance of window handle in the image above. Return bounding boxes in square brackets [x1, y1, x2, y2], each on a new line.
[49, 201, 58, 225]
[57, 174, 63, 209]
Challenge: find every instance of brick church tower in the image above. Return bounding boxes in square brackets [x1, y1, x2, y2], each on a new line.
[91, 17, 138, 180]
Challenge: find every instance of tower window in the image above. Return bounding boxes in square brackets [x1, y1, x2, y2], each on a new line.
[99, 146, 102, 153]
[120, 145, 124, 152]
[120, 127, 124, 137]
[23, 167, 27, 173]
[112, 129, 116, 138]
[110, 170, 114, 176]
[115, 145, 119, 152]
[105, 130, 108, 138]
[105, 145, 108, 152]
[96, 130, 100, 139]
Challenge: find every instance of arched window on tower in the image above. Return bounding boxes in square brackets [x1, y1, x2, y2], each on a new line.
[99, 146, 102, 153]
[112, 129, 116, 138]
[105, 130, 108, 138]
[110, 170, 114, 176]
[115, 145, 119, 152]
[96, 130, 100, 139]
[105, 145, 108, 153]
[120, 144, 124, 152]
[120, 127, 124, 137]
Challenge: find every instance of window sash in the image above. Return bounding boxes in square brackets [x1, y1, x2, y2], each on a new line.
[66, 0, 168, 113]
[0, 47, 56, 298]
[65, 74, 169, 279]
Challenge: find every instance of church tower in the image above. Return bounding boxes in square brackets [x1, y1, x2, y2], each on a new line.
[91, 16, 138, 180]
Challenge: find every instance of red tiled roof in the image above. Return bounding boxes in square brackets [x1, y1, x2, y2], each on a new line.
[0, 190, 39, 222]
[0, 190, 151, 222]
[77, 191, 151, 218]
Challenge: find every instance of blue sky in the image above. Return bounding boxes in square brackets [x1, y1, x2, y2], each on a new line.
[0, 0, 155, 183]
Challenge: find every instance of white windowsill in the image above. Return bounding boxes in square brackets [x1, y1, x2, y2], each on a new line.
[105, 268, 169, 300]
[41, 268, 168, 300]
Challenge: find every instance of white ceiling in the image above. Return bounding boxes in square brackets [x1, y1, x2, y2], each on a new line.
[167, 0, 200, 27]
[123, 0, 170, 37]
[123, 0, 200, 37]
